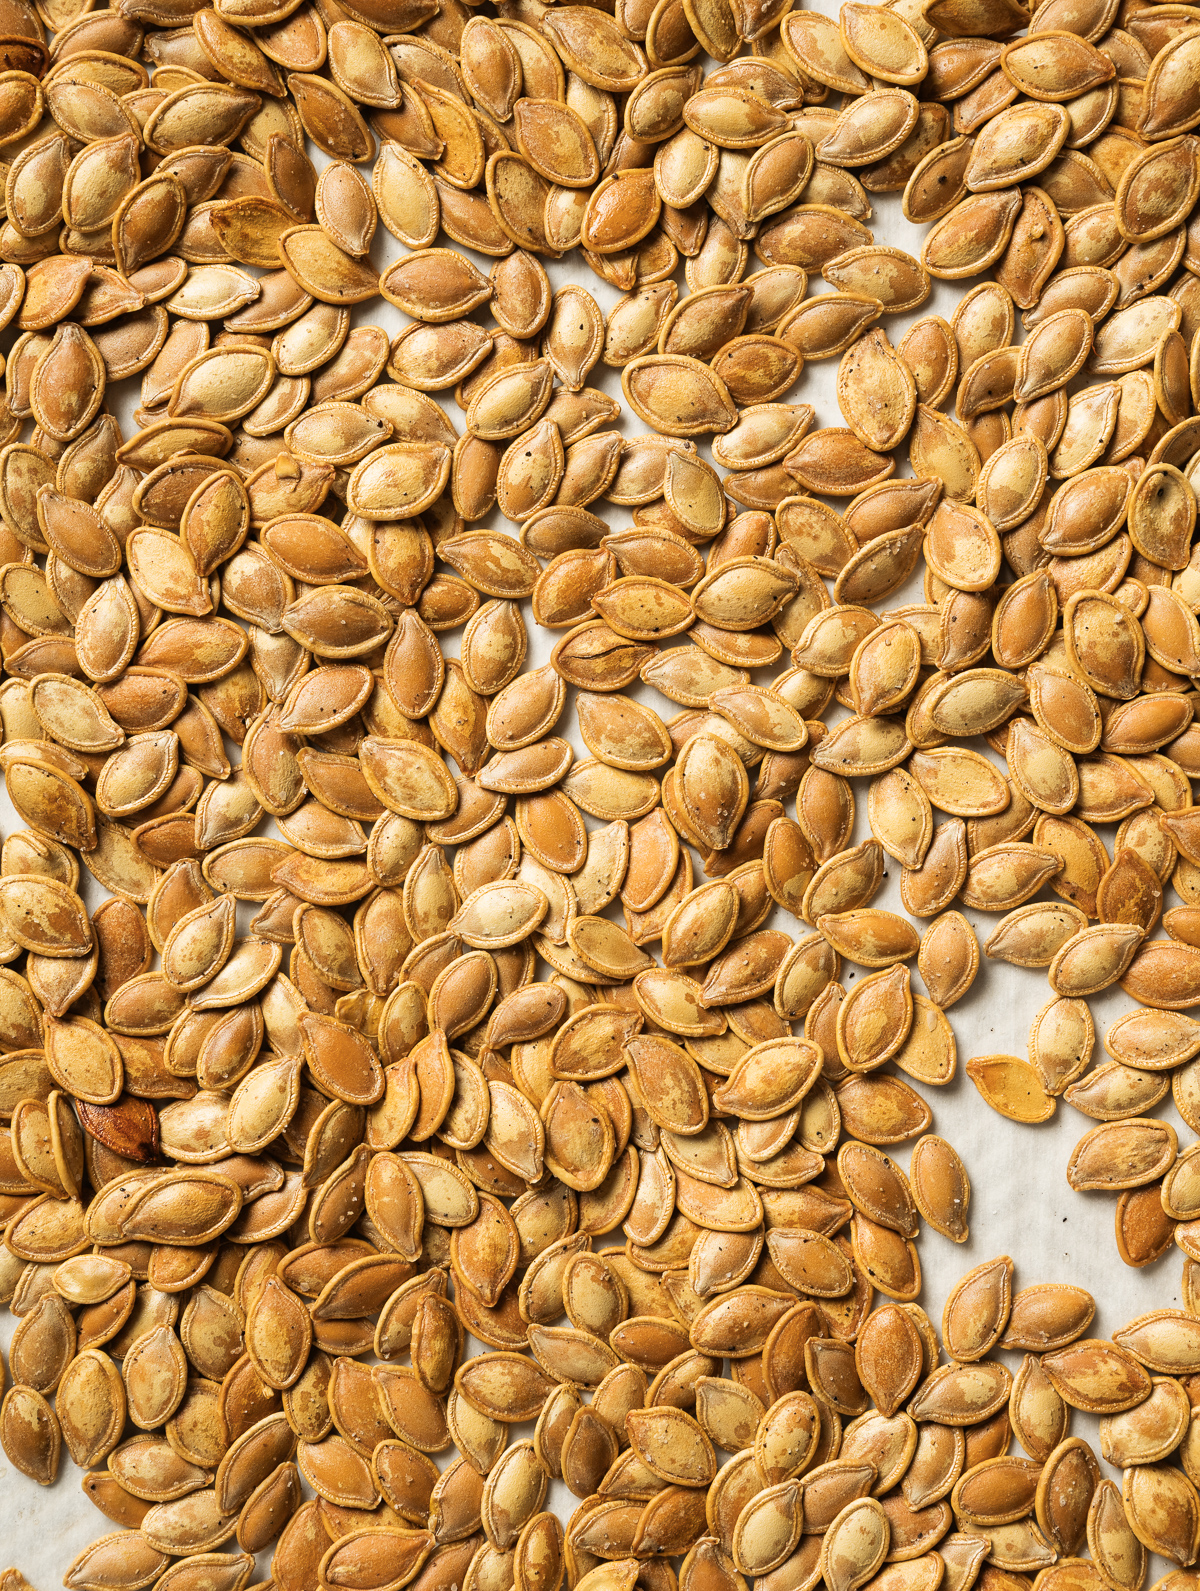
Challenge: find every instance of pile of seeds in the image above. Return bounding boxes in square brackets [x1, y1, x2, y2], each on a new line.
[16, 1248, 1200, 1591]
[1, 0, 1200, 1578]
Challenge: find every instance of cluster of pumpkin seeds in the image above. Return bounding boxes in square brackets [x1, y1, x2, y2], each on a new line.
[3, 0, 1200, 1574]
[18, 1246, 1200, 1591]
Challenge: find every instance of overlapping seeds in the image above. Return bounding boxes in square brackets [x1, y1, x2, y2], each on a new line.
[0, 0, 1197, 1581]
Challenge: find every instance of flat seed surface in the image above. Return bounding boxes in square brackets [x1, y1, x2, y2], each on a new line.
[0, 0, 1198, 1585]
